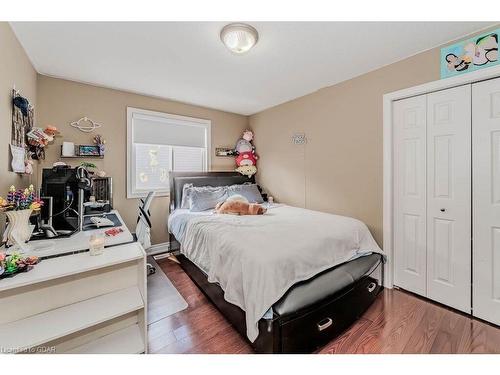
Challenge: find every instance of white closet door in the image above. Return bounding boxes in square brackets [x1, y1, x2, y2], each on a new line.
[426, 85, 471, 313]
[472, 77, 500, 325]
[393, 95, 427, 296]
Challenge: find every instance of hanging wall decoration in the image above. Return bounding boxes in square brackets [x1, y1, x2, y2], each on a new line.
[11, 89, 33, 149]
[9, 145, 26, 173]
[26, 125, 59, 160]
[10, 89, 58, 168]
[441, 29, 499, 79]
[10, 89, 33, 172]
[70, 116, 102, 133]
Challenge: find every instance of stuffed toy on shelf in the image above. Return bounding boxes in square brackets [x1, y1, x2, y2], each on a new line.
[234, 129, 258, 177]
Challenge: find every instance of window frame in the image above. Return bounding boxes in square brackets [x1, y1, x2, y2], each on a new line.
[127, 107, 211, 199]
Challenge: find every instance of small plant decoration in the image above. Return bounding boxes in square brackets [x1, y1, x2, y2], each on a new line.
[80, 162, 97, 170]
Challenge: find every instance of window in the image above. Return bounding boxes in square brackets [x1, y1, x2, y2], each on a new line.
[127, 107, 211, 198]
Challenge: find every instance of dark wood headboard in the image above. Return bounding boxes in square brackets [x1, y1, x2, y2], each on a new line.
[169, 171, 254, 211]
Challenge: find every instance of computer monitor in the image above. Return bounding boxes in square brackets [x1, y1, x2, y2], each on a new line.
[41, 167, 79, 232]
[39, 196, 53, 226]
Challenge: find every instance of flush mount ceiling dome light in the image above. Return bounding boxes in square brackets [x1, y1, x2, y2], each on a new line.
[220, 23, 259, 54]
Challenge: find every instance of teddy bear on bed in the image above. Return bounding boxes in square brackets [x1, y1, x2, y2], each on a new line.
[234, 129, 258, 177]
[215, 194, 267, 216]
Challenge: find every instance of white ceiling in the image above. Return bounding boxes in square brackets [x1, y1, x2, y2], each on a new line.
[11, 22, 494, 115]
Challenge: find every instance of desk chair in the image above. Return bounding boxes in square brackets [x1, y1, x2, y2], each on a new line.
[135, 191, 156, 276]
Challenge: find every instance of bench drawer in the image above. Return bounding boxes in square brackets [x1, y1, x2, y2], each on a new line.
[280, 276, 381, 353]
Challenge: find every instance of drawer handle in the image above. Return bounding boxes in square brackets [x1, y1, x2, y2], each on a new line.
[317, 317, 333, 331]
[367, 282, 377, 293]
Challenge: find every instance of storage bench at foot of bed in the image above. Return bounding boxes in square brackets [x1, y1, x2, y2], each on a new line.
[176, 253, 383, 354]
[279, 275, 381, 353]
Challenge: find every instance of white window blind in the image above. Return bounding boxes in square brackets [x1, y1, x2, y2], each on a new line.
[127, 107, 211, 198]
[172, 146, 205, 172]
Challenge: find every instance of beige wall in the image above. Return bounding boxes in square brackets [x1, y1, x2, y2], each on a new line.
[250, 26, 500, 246]
[36, 76, 248, 244]
[4, 22, 497, 248]
[0, 23, 38, 235]
[251, 46, 444, 246]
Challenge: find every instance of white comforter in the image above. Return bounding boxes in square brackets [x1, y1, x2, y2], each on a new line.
[177, 205, 383, 342]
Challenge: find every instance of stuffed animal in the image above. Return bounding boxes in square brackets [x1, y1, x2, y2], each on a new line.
[215, 197, 267, 216]
[234, 130, 259, 177]
[235, 165, 257, 177]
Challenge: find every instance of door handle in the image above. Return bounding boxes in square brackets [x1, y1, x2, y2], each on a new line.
[440, 208, 446, 212]
[317, 317, 333, 331]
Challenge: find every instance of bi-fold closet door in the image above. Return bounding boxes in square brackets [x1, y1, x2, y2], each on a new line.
[472, 77, 500, 326]
[394, 85, 471, 313]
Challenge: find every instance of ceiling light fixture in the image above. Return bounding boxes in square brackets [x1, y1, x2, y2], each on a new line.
[220, 23, 258, 55]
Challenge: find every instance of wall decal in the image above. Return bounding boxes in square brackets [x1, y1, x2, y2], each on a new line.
[70, 116, 102, 133]
[441, 29, 499, 79]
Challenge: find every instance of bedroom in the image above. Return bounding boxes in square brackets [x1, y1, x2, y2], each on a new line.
[1, 0, 499, 372]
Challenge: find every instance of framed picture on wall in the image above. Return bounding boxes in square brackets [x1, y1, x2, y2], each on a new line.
[78, 145, 100, 156]
[441, 29, 499, 79]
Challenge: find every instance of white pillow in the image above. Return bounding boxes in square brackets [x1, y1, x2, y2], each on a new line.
[180, 183, 194, 209]
[189, 186, 228, 212]
[227, 183, 264, 203]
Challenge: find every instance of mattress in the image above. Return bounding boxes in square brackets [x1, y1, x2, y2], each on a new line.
[169, 206, 383, 319]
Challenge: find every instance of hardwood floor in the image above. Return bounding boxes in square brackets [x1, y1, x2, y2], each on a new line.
[147, 258, 500, 354]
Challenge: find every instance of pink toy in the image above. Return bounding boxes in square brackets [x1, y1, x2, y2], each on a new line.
[234, 130, 258, 176]
[235, 151, 258, 166]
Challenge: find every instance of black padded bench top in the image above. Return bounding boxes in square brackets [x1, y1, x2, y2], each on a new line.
[273, 253, 383, 317]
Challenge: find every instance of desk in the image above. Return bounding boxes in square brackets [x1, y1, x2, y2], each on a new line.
[0, 212, 147, 354]
[22, 210, 134, 258]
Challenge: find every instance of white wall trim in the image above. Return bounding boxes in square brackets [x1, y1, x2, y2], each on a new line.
[146, 242, 170, 257]
[382, 64, 500, 289]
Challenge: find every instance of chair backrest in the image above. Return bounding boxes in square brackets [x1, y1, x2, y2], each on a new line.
[136, 191, 155, 249]
[142, 191, 155, 213]
[137, 191, 155, 225]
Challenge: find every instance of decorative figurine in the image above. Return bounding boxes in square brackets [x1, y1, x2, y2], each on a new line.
[93, 134, 106, 156]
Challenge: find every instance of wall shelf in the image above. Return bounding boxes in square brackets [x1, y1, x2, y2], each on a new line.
[59, 145, 104, 159]
[59, 155, 104, 159]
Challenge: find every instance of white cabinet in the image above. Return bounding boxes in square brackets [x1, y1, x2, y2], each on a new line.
[394, 85, 472, 313]
[0, 243, 147, 354]
[472, 77, 500, 325]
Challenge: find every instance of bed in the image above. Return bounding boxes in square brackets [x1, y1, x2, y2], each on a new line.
[168, 172, 384, 353]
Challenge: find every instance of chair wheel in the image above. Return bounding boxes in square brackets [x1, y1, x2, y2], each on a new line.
[147, 264, 156, 276]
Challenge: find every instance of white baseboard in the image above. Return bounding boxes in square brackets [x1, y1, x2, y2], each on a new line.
[146, 242, 170, 256]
